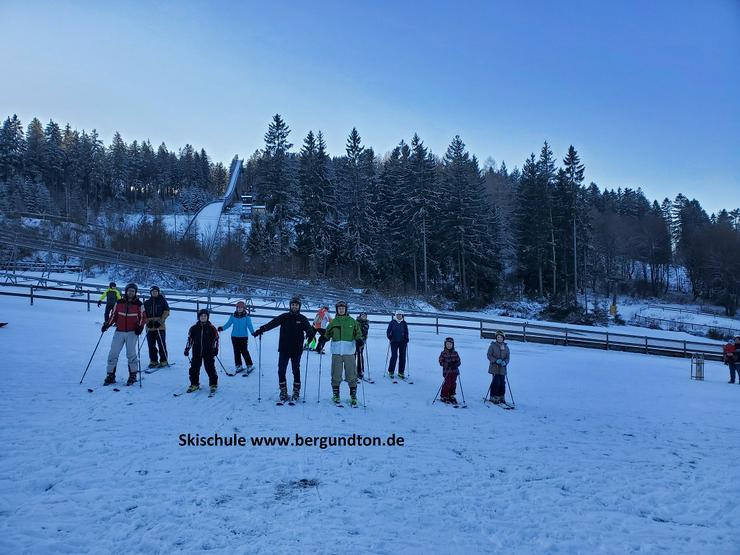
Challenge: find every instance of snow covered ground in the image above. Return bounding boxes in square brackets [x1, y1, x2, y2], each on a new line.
[1, 294, 739, 553]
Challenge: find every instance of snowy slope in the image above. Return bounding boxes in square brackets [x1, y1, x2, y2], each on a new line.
[0, 295, 739, 554]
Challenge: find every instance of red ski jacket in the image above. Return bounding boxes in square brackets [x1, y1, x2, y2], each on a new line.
[108, 297, 147, 332]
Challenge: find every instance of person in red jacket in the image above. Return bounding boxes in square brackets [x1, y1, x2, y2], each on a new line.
[438, 336, 461, 404]
[101, 283, 147, 386]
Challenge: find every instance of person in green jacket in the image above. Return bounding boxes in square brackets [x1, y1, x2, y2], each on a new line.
[97, 282, 121, 323]
[318, 300, 363, 406]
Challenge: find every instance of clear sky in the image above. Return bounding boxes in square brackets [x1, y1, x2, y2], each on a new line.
[1, 0, 738, 213]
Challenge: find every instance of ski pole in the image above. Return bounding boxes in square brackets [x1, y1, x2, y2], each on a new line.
[431, 382, 443, 404]
[360, 366, 367, 409]
[79, 331, 105, 384]
[505, 373, 515, 406]
[137, 333, 143, 388]
[317, 350, 322, 403]
[384, 342, 390, 377]
[215, 354, 228, 374]
[483, 381, 493, 404]
[302, 347, 309, 403]
[365, 339, 371, 380]
[457, 373, 467, 408]
[258, 336, 262, 402]
[156, 328, 168, 363]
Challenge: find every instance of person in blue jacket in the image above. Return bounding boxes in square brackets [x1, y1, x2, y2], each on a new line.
[386, 310, 409, 379]
[217, 300, 255, 374]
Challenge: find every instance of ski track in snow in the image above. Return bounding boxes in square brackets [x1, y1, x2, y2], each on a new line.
[0, 295, 739, 554]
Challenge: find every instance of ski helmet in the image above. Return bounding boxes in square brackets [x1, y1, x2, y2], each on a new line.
[236, 299, 246, 309]
[336, 300, 348, 312]
[197, 308, 210, 319]
[109, 281, 116, 288]
[150, 285, 160, 294]
[495, 329, 506, 340]
[358, 311, 367, 319]
[289, 296, 301, 309]
[394, 310, 404, 319]
[125, 283, 138, 295]
[444, 336, 455, 347]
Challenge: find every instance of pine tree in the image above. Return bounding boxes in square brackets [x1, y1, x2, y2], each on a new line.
[0, 114, 26, 181]
[24, 117, 45, 183]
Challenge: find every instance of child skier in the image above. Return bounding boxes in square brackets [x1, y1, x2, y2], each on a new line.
[356, 312, 370, 380]
[724, 335, 740, 384]
[487, 330, 510, 404]
[218, 300, 255, 374]
[97, 281, 121, 323]
[184, 309, 220, 395]
[438, 337, 461, 404]
[317, 300, 363, 406]
[308, 305, 332, 351]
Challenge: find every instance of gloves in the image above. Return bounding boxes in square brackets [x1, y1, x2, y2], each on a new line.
[135, 325, 143, 336]
[184, 348, 190, 357]
[212, 348, 218, 357]
[253, 329, 263, 338]
[217, 326, 223, 332]
[151, 321, 160, 329]
[97, 301, 102, 308]
[355, 339, 364, 349]
[101, 323, 110, 333]
[316, 337, 327, 352]
[495, 359, 503, 365]
[147, 321, 154, 329]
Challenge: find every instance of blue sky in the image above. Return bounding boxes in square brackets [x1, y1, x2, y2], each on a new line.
[1, 0, 738, 213]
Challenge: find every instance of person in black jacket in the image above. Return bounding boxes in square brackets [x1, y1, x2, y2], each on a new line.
[356, 312, 370, 380]
[143, 286, 170, 368]
[253, 297, 316, 403]
[184, 309, 220, 394]
[386, 310, 409, 379]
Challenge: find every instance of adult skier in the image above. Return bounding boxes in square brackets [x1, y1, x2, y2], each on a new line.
[183, 309, 220, 395]
[101, 283, 146, 386]
[97, 281, 121, 323]
[356, 311, 370, 380]
[252, 297, 316, 403]
[386, 310, 409, 380]
[318, 301, 363, 406]
[143, 285, 170, 368]
[218, 300, 256, 374]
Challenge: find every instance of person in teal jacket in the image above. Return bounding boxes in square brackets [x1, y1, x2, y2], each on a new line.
[217, 300, 255, 374]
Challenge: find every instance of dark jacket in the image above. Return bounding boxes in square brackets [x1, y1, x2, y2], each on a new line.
[186, 321, 219, 357]
[107, 297, 147, 333]
[257, 311, 316, 355]
[438, 348, 461, 376]
[386, 319, 409, 343]
[357, 317, 369, 341]
[144, 296, 170, 331]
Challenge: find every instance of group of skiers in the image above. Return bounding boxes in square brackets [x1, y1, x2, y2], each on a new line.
[98, 286, 513, 406]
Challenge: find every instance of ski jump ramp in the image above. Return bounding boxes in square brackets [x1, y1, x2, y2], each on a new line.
[183, 157, 242, 252]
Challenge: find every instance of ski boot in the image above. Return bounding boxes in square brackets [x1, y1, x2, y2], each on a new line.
[148, 361, 158, 369]
[398, 373, 406, 381]
[291, 382, 301, 402]
[126, 373, 137, 386]
[246, 364, 255, 374]
[279, 382, 289, 403]
[210, 385, 217, 395]
[388, 372, 395, 380]
[449, 396, 458, 405]
[234, 365, 243, 374]
[158, 360, 168, 368]
[332, 386, 341, 405]
[349, 386, 358, 407]
[103, 373, 116, 386]
[186, 385, 200, 393]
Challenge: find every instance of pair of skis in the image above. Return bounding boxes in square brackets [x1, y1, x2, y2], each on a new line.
[173, 387, 217, 398]
[144, 362, 175, 374]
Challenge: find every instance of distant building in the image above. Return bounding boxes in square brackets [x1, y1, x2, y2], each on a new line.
[240, 194, 266, 220]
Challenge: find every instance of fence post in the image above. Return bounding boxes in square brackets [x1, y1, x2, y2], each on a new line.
[606, 332, 609, 350]
[565, 329, 568, 346]
[436, 317, 439, 335]
[87, 291, 90, 312]
[683, 341, 687, 357]
[645, 336, 648, 354]
[479, 320, 483, 338]
[197, 300, 200, 312]
[30, 285, 34, 306]
[523, 323, 527, 342]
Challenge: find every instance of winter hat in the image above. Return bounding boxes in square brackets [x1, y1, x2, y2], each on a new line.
[150, 285, 160, 294]
[197, 308, 210, 319]
[125, 283, 138, 295]
[495, 330, 506, 340]
[444, 336, 455, 347]
[236, 300, 246, 309]
[109, 281, 116, 288]
[323, 305, 329, 310]
[336, 300, 348, 311]
[735, 335, 740, 341]
[358, 311, 367, 319]
[394, 310, 404, 319]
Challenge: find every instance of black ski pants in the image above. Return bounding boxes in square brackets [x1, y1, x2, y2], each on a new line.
[147, 330, 168, 362]
[231, 336, 253, 367]
[189, 353, 217, 387]
[278, 351, 302, 385]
